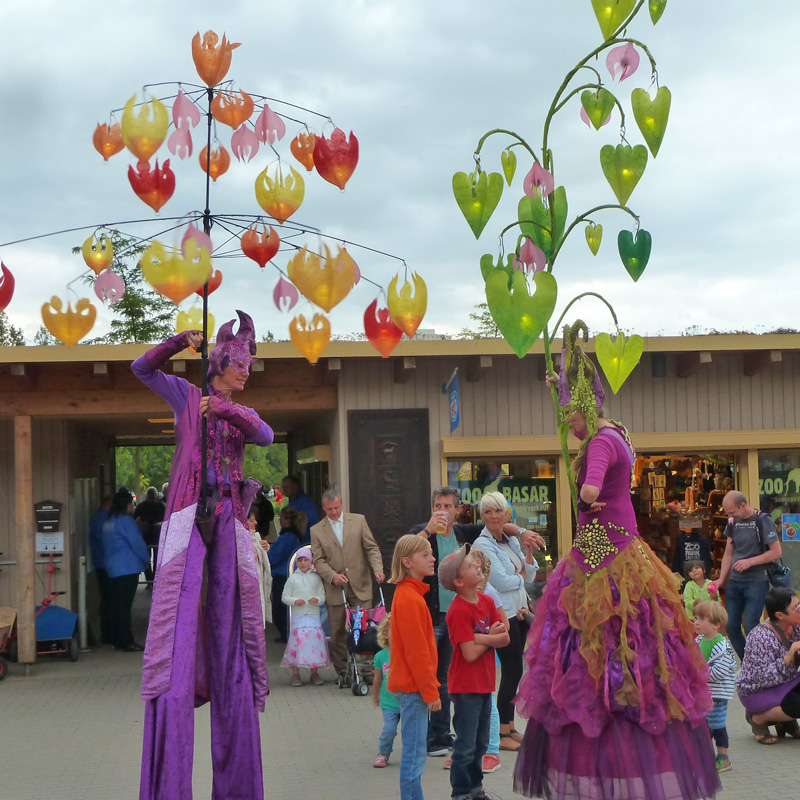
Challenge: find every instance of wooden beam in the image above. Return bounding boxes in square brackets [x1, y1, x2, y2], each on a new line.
[14, 415, 36, 665]
[467, 355, 493, 383]
[322, 358, 341, 386]
[743, 350, 782, 377]
[394, 356, 416, 384]
[676, 352, 701, 378]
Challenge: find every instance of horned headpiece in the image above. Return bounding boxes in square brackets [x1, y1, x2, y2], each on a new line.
[208, 310, 258, 377]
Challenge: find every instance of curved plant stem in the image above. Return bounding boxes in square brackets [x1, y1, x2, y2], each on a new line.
[474, 129, 538, 162]
[548, 292, 619, 345]
[550, 203, 639, 264]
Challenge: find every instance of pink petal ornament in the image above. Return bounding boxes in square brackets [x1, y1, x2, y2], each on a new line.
[94, 269, 125, 305]
[172, 89, 201, 130]
[255, 105, 286, 145]
[231, 125, 260, 162]
[518, 238, 547, 273]
[273, 275, 300, 313]
[181, 223, 213, 258]
[168, 126, 193, 159]
[580, 106, 612, 128]
[606, 43, 640, 82]
[522, 163, 554, 198]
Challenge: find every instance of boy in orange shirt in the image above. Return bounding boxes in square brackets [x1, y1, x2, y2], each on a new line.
[439, 543, 509, 800]
[388, 534, 441, 800]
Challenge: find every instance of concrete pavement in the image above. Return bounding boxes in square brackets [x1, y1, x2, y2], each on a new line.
[0, 587, 798, 799]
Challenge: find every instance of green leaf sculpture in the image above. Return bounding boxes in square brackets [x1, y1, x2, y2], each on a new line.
[500, 150, 517, 186]
[595, 332, 644, 393]
[599, 144, 648, 206]
[631, 87, 671, 157]
[591, 0, 636, 40]
[485, 268, 558, 358]
[585, 223, 603, 255]
[617, 229, 652, 281]
[452, 170, 504, 239]
[479, 252, 515, 285]
[580, 88, 616, 131]
[518, 186, 567, 257]
[649, 0, 668, 25]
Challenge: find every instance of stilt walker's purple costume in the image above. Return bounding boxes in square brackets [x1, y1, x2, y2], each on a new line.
[133, 312, 272, 800]
[513, 331, 720, 800]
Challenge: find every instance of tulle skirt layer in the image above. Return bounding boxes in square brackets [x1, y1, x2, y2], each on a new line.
[281, 625, 331, 669]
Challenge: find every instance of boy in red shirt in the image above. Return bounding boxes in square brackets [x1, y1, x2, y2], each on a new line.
[439, 543, 509, 800]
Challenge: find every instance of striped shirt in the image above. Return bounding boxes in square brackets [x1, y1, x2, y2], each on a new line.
[696, 634, 736, 700]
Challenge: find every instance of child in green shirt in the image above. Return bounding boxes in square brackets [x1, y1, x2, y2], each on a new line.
[683, 560, 719, 620]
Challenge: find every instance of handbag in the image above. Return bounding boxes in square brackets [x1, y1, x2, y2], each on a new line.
[756, 513, 792, 588]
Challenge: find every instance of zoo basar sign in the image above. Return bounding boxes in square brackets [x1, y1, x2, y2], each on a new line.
[456, 478, 555, 532]
[759, 470, 800, 498]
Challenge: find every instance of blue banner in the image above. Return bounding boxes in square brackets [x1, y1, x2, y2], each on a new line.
[444, 370, 460, 432]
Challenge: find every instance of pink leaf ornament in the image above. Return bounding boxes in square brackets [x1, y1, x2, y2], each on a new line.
[580, 106, 612, 128]
[168, 126, 193, 159]
[519, 238, 546, 273]
[255, 105, 286, 145]
[94, 269, 126, 305]
[522, 163, 554, 198]
[606, 43, 640, 82]
[231, 125, 260, 162]
[172, 89, 201, 130]
[273, 275, 300, 313]
[181, 223, 213, 258]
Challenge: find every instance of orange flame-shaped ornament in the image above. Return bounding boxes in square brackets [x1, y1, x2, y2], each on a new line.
[81, 233, 114, 275]
[387, 271, 427, 338]
[41, 296, 97, 347]
[92, 122, 124, 161]
[210, 89, 254, 129]
[290, 132, 316, 171]
[241, 225, 281, 268]
[289, 313, 331, 365]
[254, 163, 305, 223]
[199, 144, 231, 182]
[287, 245, 357, 312]
[140, 239, 212, 304]
[121, 95, 169, 162]
[191, 31, 240, 87]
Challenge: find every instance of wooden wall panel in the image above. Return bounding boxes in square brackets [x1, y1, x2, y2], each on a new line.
[0, 421, 15, 607]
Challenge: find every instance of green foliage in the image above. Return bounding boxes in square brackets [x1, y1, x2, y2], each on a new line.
[0, 311, 24, 345]
[76, 231, 176, 344]
[455, 303, 501, 339]
[243, 442, 288, 489]
[33, 325, 58, 346]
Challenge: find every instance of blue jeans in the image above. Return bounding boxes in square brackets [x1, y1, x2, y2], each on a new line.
[725, 579, 770, 660]
[450, 693, 491, 800]
[428, 612, 454, 748]
[487, 692, 500, 756]
[396, 691, 428, 800]
[378, 707, 401, 755]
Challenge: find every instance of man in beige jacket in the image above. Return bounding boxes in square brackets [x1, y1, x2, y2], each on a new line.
[310, 488, 385, 676]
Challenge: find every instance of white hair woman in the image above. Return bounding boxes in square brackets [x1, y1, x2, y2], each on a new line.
[475, 491, 538, 751]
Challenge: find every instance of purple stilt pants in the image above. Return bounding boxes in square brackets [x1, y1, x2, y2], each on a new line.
[140, 507, 264, 800]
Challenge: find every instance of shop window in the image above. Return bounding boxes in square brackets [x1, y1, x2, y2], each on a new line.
[758, 451, 800, 590]
[446, 457, 558, 573]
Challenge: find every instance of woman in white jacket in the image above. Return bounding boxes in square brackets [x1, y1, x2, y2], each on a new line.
[280, 546, 331, 686]
[476, 491, 538, 751]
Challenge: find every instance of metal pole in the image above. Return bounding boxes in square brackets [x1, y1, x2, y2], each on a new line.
[78, 555, 88, 651]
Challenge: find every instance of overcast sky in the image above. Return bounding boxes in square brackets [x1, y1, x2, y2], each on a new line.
[0, 1, 798, 345]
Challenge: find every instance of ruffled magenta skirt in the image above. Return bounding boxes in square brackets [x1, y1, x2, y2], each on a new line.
[513, 538, 721, 800]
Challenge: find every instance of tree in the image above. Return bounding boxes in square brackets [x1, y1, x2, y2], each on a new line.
[33, 325, 58, 345]
[455, 303, 501, 339]
[0, 311, 24, 345]
[76, 231, 177, 344]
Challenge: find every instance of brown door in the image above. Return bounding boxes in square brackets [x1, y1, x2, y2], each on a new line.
[348, 409, 431, 593]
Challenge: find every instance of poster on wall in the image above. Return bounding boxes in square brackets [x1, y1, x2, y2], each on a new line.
[781, 513, 800, 542]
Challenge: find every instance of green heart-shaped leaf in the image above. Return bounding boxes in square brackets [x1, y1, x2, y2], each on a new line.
[591, 0, 636, 39]
[649, 0, 667, 24]
[500, 150, 517, 186]
[518, 186, 567, 257]
[618, 229, 652, 281]
[585, 223, 603, 256]
[631, 87, 671, 157]
[580, 88, 615, 131]
[480, 252, 515, 285]
[485, 269, 558, 358]
[452, 170, 504, 239]
[595, 332, 644, 393]
[600, 144, 648, 206]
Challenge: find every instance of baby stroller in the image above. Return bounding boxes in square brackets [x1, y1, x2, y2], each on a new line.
[337, 587, 386, 696]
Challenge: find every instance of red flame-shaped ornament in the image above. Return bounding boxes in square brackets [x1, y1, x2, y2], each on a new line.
[194, 269, 223, 298]
[364, 299, 403, 358]
[0, 262, 15, 312]
[241, 225, 281, 267]
[128, 159, 175, 212]
[313, 128, 359, 189]
[92, 122, 124, 161]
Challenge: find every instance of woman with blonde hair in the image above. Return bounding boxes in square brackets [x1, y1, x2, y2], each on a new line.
[475, 491, 538, 751]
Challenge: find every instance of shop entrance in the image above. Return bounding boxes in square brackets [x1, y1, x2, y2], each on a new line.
[632, 452, 741, 580]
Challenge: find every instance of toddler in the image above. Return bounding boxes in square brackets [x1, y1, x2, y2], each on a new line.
[683, 559, 718, 620]
[694, 600, 736, 772]
[372, 613, 400, 768]
[280, 546, 330, 686]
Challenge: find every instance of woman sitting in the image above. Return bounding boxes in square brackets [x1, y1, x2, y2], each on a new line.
[737, 586, 800, 744]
